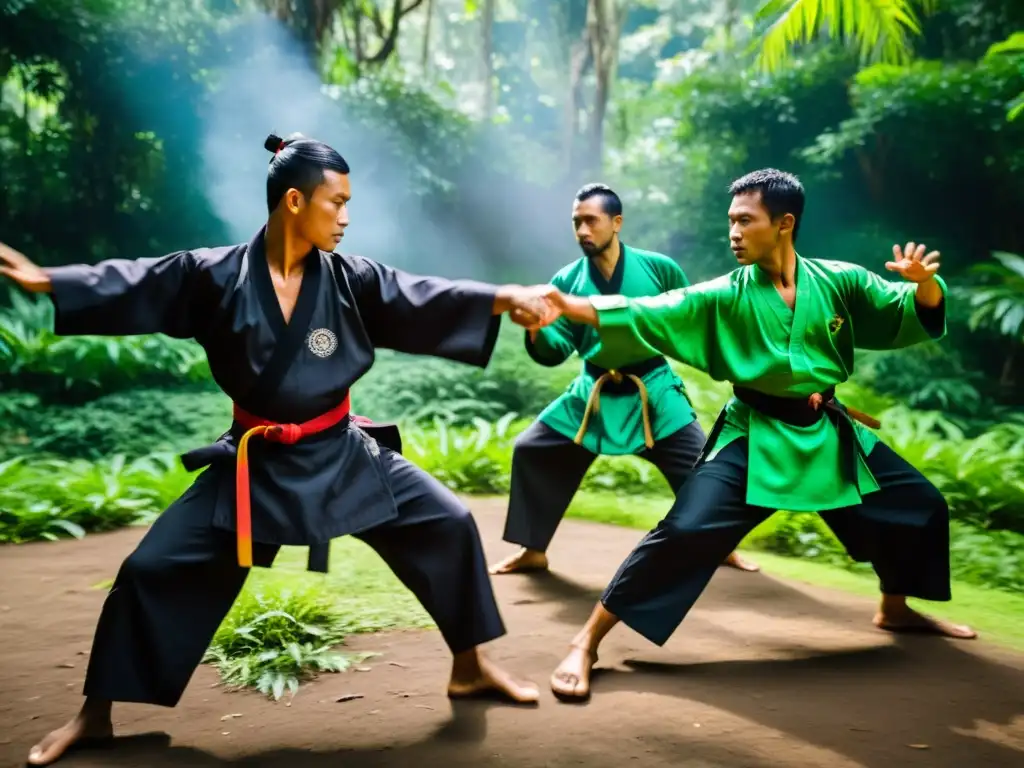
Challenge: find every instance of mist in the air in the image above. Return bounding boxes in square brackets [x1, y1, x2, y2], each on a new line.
[195, 12, 575, 283]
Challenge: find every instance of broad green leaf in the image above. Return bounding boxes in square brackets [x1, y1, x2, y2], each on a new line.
[984, 32, 1024, 60]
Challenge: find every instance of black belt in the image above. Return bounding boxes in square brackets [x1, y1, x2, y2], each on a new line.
[692, 385, 881, 484]
[733, 385, 837, 427]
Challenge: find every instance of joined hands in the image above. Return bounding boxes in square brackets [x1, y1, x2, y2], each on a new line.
[502, 286, 599, 336]
[503, 284, 562, 332]
[0, 240, 50, 293]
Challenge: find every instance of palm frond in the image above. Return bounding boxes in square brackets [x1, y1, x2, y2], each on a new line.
[981, 32, 1024, 121]
[1007, 92, 1024, 122]
[991, 251, 1024, 281]
[753, 0, 928, 74]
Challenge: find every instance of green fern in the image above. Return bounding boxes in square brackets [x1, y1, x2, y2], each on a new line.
[962, 251, 1024, 341]
[203, 587, 376, 701]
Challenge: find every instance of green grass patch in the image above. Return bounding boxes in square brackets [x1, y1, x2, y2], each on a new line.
[256, 537, 435, 635]
[83, 538, 432, 700]
[202, 537, 435, 700]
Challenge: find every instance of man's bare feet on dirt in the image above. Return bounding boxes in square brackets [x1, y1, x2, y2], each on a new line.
[722, 551, 759, 572]
[550, 645, 598, 702]
[447, 648, 540, 703]
[489, 547, 549, 575]
[873, 596, 977, 639]
[27, 699, 113, 766]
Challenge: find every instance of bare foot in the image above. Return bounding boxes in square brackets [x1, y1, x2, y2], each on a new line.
[489, 547, 549, 575]
[27, 704, 113, 766]
[873, 606, 977, 639]
[550, 645, 597, 702]
[447, 650, 539, 704]
[722, 551, 759, 572]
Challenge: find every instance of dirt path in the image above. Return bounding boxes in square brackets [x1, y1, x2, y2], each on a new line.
[1, 498, 1023, 768]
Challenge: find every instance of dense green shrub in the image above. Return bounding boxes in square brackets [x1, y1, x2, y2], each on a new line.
[0, 291, 212, 402]
[877, 410, 1024, 533]
[0, 452, 192, 543]
[5, 372, 1023, 535]
[1, 389, 232, 461]
[747, 513, 1024, 594]
[354, 323, 577, 425]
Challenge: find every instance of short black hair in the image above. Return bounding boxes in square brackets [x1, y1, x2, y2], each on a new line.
[264, 132, 350, 213]
[728, 168, 805, 243]
[574, 182, 623, 218]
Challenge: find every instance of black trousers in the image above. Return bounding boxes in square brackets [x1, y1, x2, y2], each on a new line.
[602, 438, 953, 647]
[82, 449, 505, 707]
[502, 419, 707, 552]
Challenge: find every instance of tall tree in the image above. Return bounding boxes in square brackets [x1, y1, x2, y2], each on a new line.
[565, 0, 628, 178]
[421, 0, 436, 73]
[259, 0, 426, 69]
[481, 0, 495, 118]
[585, 0, 627, 167]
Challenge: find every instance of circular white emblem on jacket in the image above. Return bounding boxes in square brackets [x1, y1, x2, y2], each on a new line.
[307, 328, 338, 358]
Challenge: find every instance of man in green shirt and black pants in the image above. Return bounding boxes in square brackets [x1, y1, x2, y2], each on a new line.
[489, 183, 758, 576]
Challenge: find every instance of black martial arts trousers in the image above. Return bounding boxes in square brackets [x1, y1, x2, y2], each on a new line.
[601, 438, 953, 646]
[81, 449, 505, 707]
[502, 419, 707, 552]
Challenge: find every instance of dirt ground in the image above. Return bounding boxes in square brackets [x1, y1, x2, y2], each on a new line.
[1, 498, 1023, 768]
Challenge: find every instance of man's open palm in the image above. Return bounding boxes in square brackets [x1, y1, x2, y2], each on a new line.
[885, 241, 940, 284]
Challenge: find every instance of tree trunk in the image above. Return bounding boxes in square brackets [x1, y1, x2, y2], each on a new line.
[353, 5, 364, 76]
[856, 131, 892, 206]
[564, 27, 593, 179]
[582, 0, 627, 176]
[421, 0, 435, 74]
[481, 0, 496, 119]
[258, 0, 424, 69]
[723, 0, 740, 53]
[365, 0, 428, 64]
[1000, 342, 1020, 395]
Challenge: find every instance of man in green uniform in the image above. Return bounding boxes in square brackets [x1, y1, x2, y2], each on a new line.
[534, 169, 976, 701]
[489, 183, 757, 575]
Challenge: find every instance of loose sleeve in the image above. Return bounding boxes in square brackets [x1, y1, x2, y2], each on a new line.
[345, 255, 501, 367]
[524, 273, 579, 366]
[590, 284, 716, 372]
[845, 267, 947, 350]
[45, 250, 201, 338]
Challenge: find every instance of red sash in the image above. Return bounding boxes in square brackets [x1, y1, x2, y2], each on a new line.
[233, 394, 354, 568]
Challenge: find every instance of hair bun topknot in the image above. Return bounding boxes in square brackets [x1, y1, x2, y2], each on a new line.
[264, 133, 284, 153]
[264, 132, 309, 155]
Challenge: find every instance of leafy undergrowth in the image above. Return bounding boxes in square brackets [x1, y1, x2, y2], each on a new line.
[203, 584, 377, 701]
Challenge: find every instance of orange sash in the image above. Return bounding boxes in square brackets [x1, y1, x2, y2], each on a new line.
[232, 395, 352, 567]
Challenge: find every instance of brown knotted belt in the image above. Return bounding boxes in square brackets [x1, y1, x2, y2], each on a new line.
[574, 368, 655, 449]
[807, 391, 881, 429]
